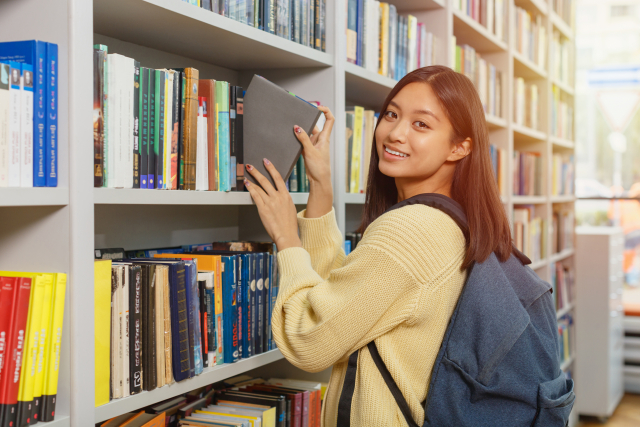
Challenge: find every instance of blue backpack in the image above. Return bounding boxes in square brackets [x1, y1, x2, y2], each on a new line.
[337, 194, 575, 426]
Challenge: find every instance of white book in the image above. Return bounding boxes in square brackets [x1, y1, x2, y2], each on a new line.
[0, 63, 11, 187]
[388, 5, 397, 79]
[198, 271, 215, 365]
[487, 0, 494, 35]
[164, 71, 174, 190]
[123, 56, 134, 189]
[111, 265, 123, 399]
[8, 63, 21, 187]
[106, 54, 118, 188]
[115, 55, 125, 188]
[203, 116, 209, 191]
[373, 2, 380, 73]
[121, 264, 130, 398]
[196, 105, 205, 191]
[20, 64, 34, 187]
[407, 15, 417, 73]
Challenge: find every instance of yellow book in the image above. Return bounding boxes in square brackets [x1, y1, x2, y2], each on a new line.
[216, 403, 276, 427]
[41, 273, 67, 420]
[362, 110, 375, 194]
[350, 106, 364, 193]
[214, 257, 224, 365]
[195, 410, 258, 427]
[379, 3, 389, 77]
[31, 272, 54, 421]
[95, 260, 112, 407]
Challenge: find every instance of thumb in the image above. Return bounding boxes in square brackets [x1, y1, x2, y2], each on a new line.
[294, 125, 313, 152]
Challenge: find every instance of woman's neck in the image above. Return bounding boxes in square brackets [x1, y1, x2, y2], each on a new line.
[396, 172, 453, 202]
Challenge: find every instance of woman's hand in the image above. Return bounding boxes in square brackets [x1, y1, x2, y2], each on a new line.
[244, 159, 302, 251]
[296, 105, 335, 218]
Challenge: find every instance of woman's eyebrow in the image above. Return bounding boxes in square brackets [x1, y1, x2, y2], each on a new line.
[389, 100, 440, 122]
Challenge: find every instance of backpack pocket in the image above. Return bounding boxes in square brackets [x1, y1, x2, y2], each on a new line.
[531, 374, 575, 427]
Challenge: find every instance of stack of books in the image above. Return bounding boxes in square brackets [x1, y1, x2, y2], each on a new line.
[551, 86, 573, 140]
[513, 206, 546, 263]
[513, 151, 543, 196]
[0, 271, 67, 426]
[453, 0, 507, 42]
[551, 153, 575, 196]
[344, 106, 377, 194]
[552, 262, 574, 311]
[287, 155, 309, 193]
[94, 242, 279, 406]
[553, 0, 575, 26]
[514, 7, 546, 69]
[552, 209, 574, 254]
[551, 31, 572, 86]
[183, 0, 326, 52]
[513, 77, 539, 130]
[0, 40, 59, 188]
[346, 2, 439, 80]
[451, 39, 503, 118]
[344, 231, 363, 255]
[489, 144, 507, 198]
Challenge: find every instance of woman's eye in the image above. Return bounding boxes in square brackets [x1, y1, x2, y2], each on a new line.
[384, 111, 397, 119]
[414, 121, 429, 129]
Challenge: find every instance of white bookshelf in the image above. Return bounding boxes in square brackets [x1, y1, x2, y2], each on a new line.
[0, 0, 576, 425]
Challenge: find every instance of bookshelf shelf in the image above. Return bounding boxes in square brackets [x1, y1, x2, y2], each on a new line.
[93, 0, 334, 70]
[485, 114, 508, 129]
[93, 188, 310, 205]
[0, 188, 69, 207]
[550, 248, 575, 263]
[345, 61, 397, 107]
[529, 258, 548, 270]
[38, 416, 70, 427]
[389, 0, 445, 13]
[551, 194, 577, 203]
[551, 136, 575, 149]
[551, 12, 573, 40]
[515, 0, 549, 16]
[513, 195, 547, 204]
[513, 51, 547, 79]
[94, 349, 285, 423]
[513, 123, 548, 142]
[552, 78, 575, 96]
[452, 9, 508, 53]
[557, 302, 575, 319]
[344, 192, 366, 204]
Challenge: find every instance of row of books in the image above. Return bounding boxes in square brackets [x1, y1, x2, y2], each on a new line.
[453, 0, 507, 42]
[551, 86, 573, 141]
[552, 209, 574, 254]
[287, 155, 310, 193]
[514, 7, 546, 69]
[553, 0, 575, 28]
[513, 206, 546, 263]
[0, 41, 58, 188]
[551, 31, 572, 86]
[551, 153, 574, 196]
[513, 78, 539, 130]
[182, 0, 327, 52]
[94, 242, 279, 406]
[489, 144, 508, 198]
[451, 38, 504, 118]
[0, 271, 66, 427]
[346, 2, 438, 80]
[513, 151, 543, 196]
[345, 107, 376, 194]
[344, 231, 363, 255]
[93, 45, 247, 191]
[552, 262, 574, 312]
[558, 314, 574, 365]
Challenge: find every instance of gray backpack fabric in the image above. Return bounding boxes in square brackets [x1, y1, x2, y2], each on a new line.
[337, 193, 575, 427]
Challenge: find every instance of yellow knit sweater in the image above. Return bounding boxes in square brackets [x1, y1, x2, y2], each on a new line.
[272, 204, 468, 427]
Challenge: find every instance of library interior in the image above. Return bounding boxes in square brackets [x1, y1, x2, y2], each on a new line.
[1, 0, 640, 425]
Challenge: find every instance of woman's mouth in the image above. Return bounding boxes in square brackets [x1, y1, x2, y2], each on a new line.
[384, 145, 409, 159]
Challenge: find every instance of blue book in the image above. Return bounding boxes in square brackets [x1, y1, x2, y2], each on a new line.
[262, 252, 271, 352]
[255, 253, 265, 354]
[236, 254, 243, 359]
[45, 43, 58, 187]
[240, 254, 252, 358]
[249, 253, 257, 356]
[265, 253, 273, 351]
[188, 259, 204, 375]
[183, 260, 196, 377]
[222, 256, 239, 363]
[0, 40, 47, 186]
[356, 0, 364, 66]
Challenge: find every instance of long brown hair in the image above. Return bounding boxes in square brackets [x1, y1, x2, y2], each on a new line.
[357, 65, 512, 269]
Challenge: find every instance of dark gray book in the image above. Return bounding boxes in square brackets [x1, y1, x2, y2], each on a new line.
[243, 75, 322, 189]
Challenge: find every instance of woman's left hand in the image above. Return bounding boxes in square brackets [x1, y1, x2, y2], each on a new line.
[244, 159, 302, 251]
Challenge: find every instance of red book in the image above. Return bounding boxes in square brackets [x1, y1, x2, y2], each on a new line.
[0, 277, 18, 382]
[0, 277, 32, 426]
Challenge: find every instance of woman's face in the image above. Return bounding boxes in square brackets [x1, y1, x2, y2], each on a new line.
[375, 82, 459, 181]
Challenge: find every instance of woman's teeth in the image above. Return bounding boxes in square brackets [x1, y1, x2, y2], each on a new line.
[385, 146, 408, 157]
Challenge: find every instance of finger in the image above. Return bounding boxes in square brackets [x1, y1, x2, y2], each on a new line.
[244, 178, 265, 207]
[294, 125, 314, 152]
[317, 105, 335, 138]
[262, 158, 287, 193]
[309, 126, 321, 145]
[246, 164, 277, 196]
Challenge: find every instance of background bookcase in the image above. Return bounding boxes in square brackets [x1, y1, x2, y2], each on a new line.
[0, 0, 576, 425]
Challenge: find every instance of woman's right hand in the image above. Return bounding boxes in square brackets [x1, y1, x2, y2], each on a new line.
[294, 105, 335, 218]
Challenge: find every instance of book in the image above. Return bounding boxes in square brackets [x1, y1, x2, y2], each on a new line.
[20, 63, 33, 188]
[229, 86, 237, 191]
[0, 62, 9, 187]
[129, 265, 143, 395]
[215, 80, 230, 192]
[140, 67, 150, 188]
[8, 62, 21, 187]
[148, 70, 157, 188]
[155, 265, 168, 388]
[133, 62, 141, 188]
[170, 71, 180, 190]
[155, 70, 166, 189]
[183, 68, 199, 191]
[198, 80, 217, 191]
[45, 43, 57, 187]
[243, 75, 322, 189]
[94, 49, 106, 187]
[30, 267, 54, 424]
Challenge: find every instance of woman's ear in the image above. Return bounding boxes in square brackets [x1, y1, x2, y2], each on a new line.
[447, 137, 472, 162]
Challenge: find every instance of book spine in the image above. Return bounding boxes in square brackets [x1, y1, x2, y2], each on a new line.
[263, 253, 271, 352]
[156, 70, 165, 189]
[121, 267, 130, 398]
[265, 0, 276, 34]
[189, 263, 203, 375]
[228, 86, 237, 191]
[0, 63, 10, 188]
[205, 287, 216, 365]
[129, 267, 142, 394]
[133, 62, 141, 188]
[171, 73, 180, 190]
[30, 274, 54, 424]
[236, 257, 243, 359]
[198, 281, 208, 367]
[184, 69, 199, 191]
[148, 266, 157, 390]
[314, 0, 321, 49]
[241, 254, 251, 358]
[184, 265, 196, 377]
[163, 73, 171, 191]
[140, 266, 150, 390]
[215, 81, 230, 192]
[154, 267, 165, 387]
[255, 253, 264, 354]
[170, 265, 191, 382]
[235, 87, 244, 191]
[140, 68, 149, 188]
[148, 71, 157, 188]
[214, 258, 224, 365]
[94, 50, 105, 187]
[223, 257, 239, 363]
[249, 253, 257, 356]
[45, 43, 57, 187]
[0, 277, 17, 422]
[20, 64, 33, 188]
[7, 62, 21, 187]
[178, 72, 186, 189]
[265, 254, 273, 351]
[32, 42, 47, 187]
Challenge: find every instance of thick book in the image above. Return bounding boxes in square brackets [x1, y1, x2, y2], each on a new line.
[173, 71, 186, 190]
[197, 278, 209, 368]
[255, 253, 264, 355]
[198, 79, 217, 191]
[240, 254, 251, 359]
[133, 62, 141, 188]
[154, 70, 166, 189]
[170, 71, 180, 190]
[155, 266, 168, 388]
[264, 254, 273, 352]
[94, 261, 112, 407]
[229, 85, 237, 191]
[215, 80, 230, 191]
[236, 256, 243, 359]
[140, 264, 156, 391]
[243, 75, 321, 189]
[140, 67, 150, 188]
[204, 276, 216, 366]
[183, 68, 199, 190]
[20, 64, 34, 188]
[222, 256, 239, 363]
[0, 277, 18, 412]
[129, 266, 143, 394]
[184, 260, 203, 376]
[148, 70, 157, 188]
[8, 62, 21, 188]
[235, 86, 245, 191]
[94, 49, 105, 187]
[217, 391, 286, 427]
[45, 43, 58, 187]
[0, 63, 9, 187]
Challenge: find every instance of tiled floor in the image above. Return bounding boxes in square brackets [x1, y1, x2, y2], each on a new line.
[579, 394, 640, 426]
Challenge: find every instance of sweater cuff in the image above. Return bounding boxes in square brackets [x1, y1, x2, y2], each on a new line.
[297, 207, 343, 249]
[277, 246, 314, 278]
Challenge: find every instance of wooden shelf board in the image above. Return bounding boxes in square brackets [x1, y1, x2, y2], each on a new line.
[556, 302, 575, 319]
[452, 9, 508, 53]
[0, 187, 69, 207]
[551, 136, 575, 149]
[485, 114, 508, 129]
[551, 12, 573, 40]
[93, 0, 333, 70]
[513, 123, 547, 142]
[513, 50, 547, 79]
[551, 194, 577, 203]
[345, 62, 396, 108]
[515, 0, 548, 16]
[552, 78, 575, 96]
[94, 188, 309, 205]
[95, 350, 285, 423]
[388, 0, 445, 12]
[529, 258, 548, 270]
[550, 248, 575, 263]
[513, 195, 547, 204]
[344, 192, 366, 204]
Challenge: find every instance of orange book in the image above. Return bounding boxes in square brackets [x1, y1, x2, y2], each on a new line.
[198, 79, 217, 191]
[121, 411, 166, 427]
[154, 253, 219, 271]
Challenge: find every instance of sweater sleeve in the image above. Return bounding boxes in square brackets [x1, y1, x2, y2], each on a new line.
[271, 243, 419, 373]
[296, 207, 346, 280]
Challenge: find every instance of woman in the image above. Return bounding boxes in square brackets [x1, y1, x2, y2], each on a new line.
[243, 66, 512, 426]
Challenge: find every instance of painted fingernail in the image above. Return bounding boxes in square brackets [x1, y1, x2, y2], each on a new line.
[246, 164, 253, 171]
[244, 179, 250, 187]
[294, 126, 302, 134]
[263, 158, 270, 165]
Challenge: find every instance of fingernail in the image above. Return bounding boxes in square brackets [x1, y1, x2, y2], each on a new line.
[246, 164, 253, 171]
[263, 158, 270, 165]
[294, 126, 302, 134]
[244, 179, 250, 187]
